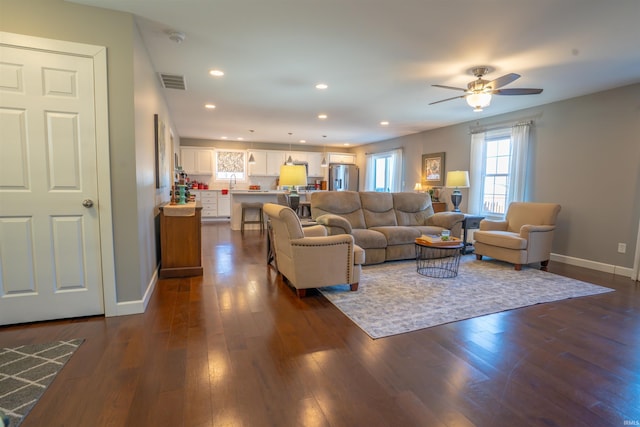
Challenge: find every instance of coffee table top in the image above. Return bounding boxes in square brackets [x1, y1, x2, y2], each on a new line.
[415, 235, 464, 249]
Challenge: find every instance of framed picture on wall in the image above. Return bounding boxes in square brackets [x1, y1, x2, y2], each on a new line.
[154, 114, 171, 189]
[422, 152, 445, 186]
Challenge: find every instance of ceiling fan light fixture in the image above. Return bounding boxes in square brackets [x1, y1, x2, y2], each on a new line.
[467, 92, 492, 111]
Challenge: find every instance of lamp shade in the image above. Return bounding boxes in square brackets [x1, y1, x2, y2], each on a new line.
[414, 182, 423, 191]
[446, 170, 470, 188]
[279, 165, 307, 187]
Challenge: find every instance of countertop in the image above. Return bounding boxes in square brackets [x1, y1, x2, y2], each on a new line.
[230, 190, 326, 194]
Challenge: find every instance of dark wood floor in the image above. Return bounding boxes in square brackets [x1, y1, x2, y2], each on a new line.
[1, 222, 639, 427]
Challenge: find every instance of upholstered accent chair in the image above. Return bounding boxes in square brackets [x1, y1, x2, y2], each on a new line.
[474, 202, 561, 271]
[263, 203, 364, 297]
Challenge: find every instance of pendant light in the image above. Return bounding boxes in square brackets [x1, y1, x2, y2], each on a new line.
[286, 132, 294, 165]
[321, 135, 328, 167]
[248, 130, 256, 164]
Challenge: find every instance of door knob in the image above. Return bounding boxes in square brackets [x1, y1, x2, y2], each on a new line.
[82, 199, 94, 208]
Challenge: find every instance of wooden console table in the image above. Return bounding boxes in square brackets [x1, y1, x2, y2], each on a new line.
[159, 202, 203, 278]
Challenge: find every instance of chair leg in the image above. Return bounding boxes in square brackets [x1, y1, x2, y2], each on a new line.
[540, 260, 549, 271]
[514, 264, 522, 271]
[259, 208, 264, 233]
[476, 254, 483, 260]
[350, 282, 359, 292]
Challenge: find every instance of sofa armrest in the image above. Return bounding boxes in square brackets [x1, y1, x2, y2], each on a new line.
[315, 214, 353, 235]
[302, 225, 328, 237]
[520, 225, 557, 263]
[425, 212, 464, 229]
[479, 219, 508, 231]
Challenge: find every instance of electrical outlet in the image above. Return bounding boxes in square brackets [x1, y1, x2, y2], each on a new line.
[617, 243, 627, 254]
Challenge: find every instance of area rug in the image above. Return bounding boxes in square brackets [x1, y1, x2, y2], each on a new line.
[319, 258, 613, 339]
[0, 339, 83, 427]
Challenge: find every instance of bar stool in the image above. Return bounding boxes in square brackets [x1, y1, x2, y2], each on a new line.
[241, 202, 264, 234]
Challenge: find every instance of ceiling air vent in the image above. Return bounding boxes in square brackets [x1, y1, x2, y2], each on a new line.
[158, 73, 186, 90]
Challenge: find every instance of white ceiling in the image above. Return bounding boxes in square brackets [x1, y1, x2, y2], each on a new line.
[70, 0, 640, 147]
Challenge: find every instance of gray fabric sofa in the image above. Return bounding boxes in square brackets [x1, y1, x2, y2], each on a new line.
[310, 191, 464, 265]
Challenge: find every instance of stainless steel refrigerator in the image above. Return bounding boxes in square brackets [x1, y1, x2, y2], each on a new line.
[329, 163, 359, 191]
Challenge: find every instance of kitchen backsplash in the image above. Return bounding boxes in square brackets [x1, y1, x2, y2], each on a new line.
[187, 175, 317, 190]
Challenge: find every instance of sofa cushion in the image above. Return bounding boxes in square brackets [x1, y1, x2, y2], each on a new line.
[351, 228, 387, 249]
[393, 192, 434, 226]
[360, 192, 397, 227]
[474, 230, 527, 250]
[413, 225, 449, 236]
[369, 226, 421, 246]
[311, 191, 366, 229]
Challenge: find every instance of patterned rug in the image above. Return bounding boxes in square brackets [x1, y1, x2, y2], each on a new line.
[0, 339, 83, 427]
[319, 258, 614, 339]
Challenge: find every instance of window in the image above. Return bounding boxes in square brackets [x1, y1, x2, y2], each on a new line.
[365, 148, 403, 192]
[469, 122, 531, 218]
[215, 150, 246, 182]
[482, 135, 511, 215]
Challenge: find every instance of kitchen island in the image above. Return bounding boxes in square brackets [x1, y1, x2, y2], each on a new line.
[230, 190, 323, 231]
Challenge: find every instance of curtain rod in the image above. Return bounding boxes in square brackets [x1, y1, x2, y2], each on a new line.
[469, 118, 535, 134]
[364, 146, 404, 156]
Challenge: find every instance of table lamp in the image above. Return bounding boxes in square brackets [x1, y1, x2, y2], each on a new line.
[446, 170, 470, 212]
[279, 165, 307, 211]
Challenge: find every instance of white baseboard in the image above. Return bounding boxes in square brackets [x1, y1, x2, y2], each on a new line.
[106, 266, 159, 317]
[550, 253, 634, 279]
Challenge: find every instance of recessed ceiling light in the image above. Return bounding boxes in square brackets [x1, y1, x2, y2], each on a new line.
[343, 143, 350, 146]
[318, 114, 328, 120]
[299, 140, 306, 143]
[204, 104, 216, 109]
[380, 121, 389, 126]
[209, 69, 224, 77]
[221, 136, 228, 139]
[315, 83, 328, 90]
[237, 137, 244, 140]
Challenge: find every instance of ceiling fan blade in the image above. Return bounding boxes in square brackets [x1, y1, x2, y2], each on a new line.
[492, 88, 543, 95]
[432, 84, 467, 92]
[487, 73, 520, 89]
[429, 95, 467, 105]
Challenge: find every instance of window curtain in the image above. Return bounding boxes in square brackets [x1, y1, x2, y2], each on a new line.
[389, 148, 403, 192]
[468, 131, 485, 214]
[364, 153, 374, 191]
[508, 122, 531, 203]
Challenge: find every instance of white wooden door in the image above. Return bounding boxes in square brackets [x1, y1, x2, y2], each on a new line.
[0, 44, 104, 324]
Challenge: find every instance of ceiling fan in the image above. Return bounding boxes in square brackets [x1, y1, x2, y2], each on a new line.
[429, 66, 543, 112]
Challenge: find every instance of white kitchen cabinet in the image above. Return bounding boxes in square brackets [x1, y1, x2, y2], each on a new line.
[249, 150, 285, 176]
[199, 191, 218, 217]
[329, 153, 356, 164]
[307, 152, 324, 177]
[248, 150, 267, 176]
[217, 192, 231, 217]
[266, 151, 285, 175]
[180, 148, 214, 175]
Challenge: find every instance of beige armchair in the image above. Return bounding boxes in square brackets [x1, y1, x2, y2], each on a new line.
[264, 203, 364, 297]
[474, 202, 561, 271]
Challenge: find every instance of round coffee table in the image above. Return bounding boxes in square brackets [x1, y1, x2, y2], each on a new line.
[415, 240, 464, 278]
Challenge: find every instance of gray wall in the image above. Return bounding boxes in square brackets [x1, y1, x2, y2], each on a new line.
[1, 0, 171, 302]
[352, 84, 640, 269]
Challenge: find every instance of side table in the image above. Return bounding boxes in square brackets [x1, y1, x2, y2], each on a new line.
[415, 241, 464, 278]
[461, 214, 484, 255]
